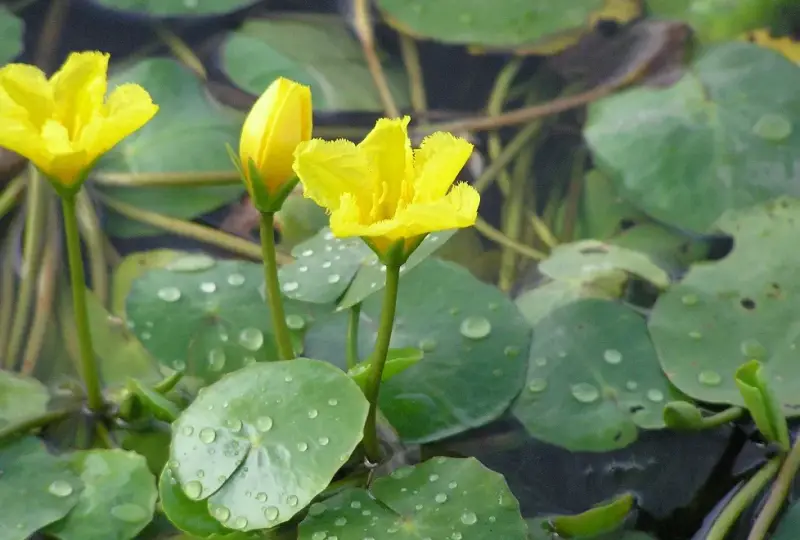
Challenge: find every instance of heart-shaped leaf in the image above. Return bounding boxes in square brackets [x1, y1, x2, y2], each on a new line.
[0, 370, 49, 427]
[89, 0, 259, 16]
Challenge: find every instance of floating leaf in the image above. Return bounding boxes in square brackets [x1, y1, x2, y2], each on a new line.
[159, 467, 231, 538]
[221, 15, 410, 111]
[0, 7, 23, 64]
[0, 370, 49, 428]
[735, 360, 790, 449]
[585, 42, 800, 233]
[662, 401, 705, 430]
[90, 0, 258, 17]
[512, 299, 677, 452]
[298, 457, 528, 540]
[170, 359, 369, 531]
[94, 59, 243, 237]
[126, 257, 322, 382]
[376, 0, 639, 51]
[46, 450, 157, 540]
[515, 277, 624, 327]
[278, 227, 454, 308]
[649, 198, 800, 412]
[305, 258, 530, 443]
[550, 493, 634, 537]
[647, 0, 779, 42]
[540, 239, 671, 289]
[0, 438, 82, 540]
[774, 500, 800, 540]
[112, 249, 189, 315]
[347, 347, 424, 391]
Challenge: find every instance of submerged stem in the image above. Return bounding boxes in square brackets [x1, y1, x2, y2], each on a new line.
[346, 303, 362, 369]
[362, 262, 401, 463]
[748, 435, 800, 539]
[62, 194, 104, 413]
[259, 212, 295, 360]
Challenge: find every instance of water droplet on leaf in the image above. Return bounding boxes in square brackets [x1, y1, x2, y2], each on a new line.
[571, 383, 600, 403]
[285, 314, 306, 330]
[256, 416, 273, 431]
[200, 282, 217, 293]
[199, 427, 216, 443]
[157, 287, 181, 302]
[603, 349, 623, 364]
[753, 113, 792, 141]
[110, 503, 148, 523]
[434, 493, 448, 503]
[208, 348, 226, 371]
[239, 328, 264, 351]
[183, 480, 203, 500]
[227, 273, 245, 286]
[460, 512, 478, 525]
[48, 480, 73, 497]
[264, 506, 280, 521]
[528, 378, 547, 393]
[698, 370, 722, 386]
[459, 316, 492, 339]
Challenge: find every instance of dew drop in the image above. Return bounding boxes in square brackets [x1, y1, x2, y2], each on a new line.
[647, 389, 664, 402]
[698, 370, 722, 386]
[199, 427, 216, 443]
[571, 383, 600, 403]
[327, 274, 341, 284]
[625, 380, 638, 391]
[283, 281, 299, 292]
[328, 398, 338, 406]
[298, 265, 308, 272]
[48, 480, 73, 497]
[213, 505, 231, 522]
[459, 316, 492, 340]
[308, 409, 319, 419]
[239, 327, 264, 351]
[428, 474, 439, 482]
[255, 492, 268, 502]
[528, 378, 547, 393]
[740, 339, 767, 360]
[318, 436, 330, 446]
[689, 331, 703, 340]
[603, 349, 623, 364]
[309, 503, 327, 516]
[302, 249, 314, 257]
[173, 359, 186, 371]
[226, 272, 245, 286]
[419, 337, 437, 352]
[183, 480, 203, 500]
[166, 254, 215, 272]
[448, 481, 458, 489]
[312, 532, 327, 540]
[284, 375, 293, 382]
[111, 503, 148, 523]
[200, 282, 217, 293]
[287, 495, 299, 507]
[285, 314, 306, 330]
[157, 286, 181, 302]
[434, 493, 448, 503]
[232, 516, 248, 530]
[225, 418, 242, 433]
[460, 512, 478, 525]
[504, 345, 520, 357]
[451, 532, 463, 540]
[681, 294, 698, 306]
[334, 517, 347, 526]
[322, 261, 332, 269]
[208, 348, 226, 371]
[350, 501, 361, 509]
[298, 442, 308, 452]
[264, 506, 280, 521]
[243, 356, 257, 365]
[256, 416, 273, 432]
[533, 356, 547, 367]
[753, 113, 792, 141]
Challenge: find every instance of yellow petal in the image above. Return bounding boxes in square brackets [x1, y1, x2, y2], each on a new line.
[0, 117, 51, 170]
[39, 119, 88, 184]
[77, 83, 158, 161]
[0, 63, 53, 126]
[330, 192, 398, 238]
[412, 131, 473, 203]
[357, 116, 413, 218]
[394, 182, 480, 237]
[50, 51, 110, 138]
[293, 138, 372, 213]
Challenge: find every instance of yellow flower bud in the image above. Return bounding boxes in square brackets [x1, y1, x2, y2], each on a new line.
[239, 77, 312, 202]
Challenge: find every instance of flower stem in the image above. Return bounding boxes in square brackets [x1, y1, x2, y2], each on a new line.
[62, 194, 104, 413]
[259, 212, 294, 360]
[748, 435, 800, 539]
[706, 457, 781, 540]
[362, 262, 401, 463]
[346, 303, 362, 369]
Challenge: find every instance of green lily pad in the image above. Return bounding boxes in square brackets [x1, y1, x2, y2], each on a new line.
[112, 249, 189, 316]
[0, 7, 22, 64]
[649, 198, 800, 411]
[0, 370, 49, 428]
[159, 466, 231, 538]
[515, 277, 624, 327]
[608, 223, 711, 274]
[276, 195, 329, 250]
[512, 299, 677, 452]
[550, 493, 634, 537]
[94, 58, 244, 237]
[170, 359, 369, 531]
[91, 0, 258, 16]
[298, 457, 528, 540]
[647, 0, 779, 42]
[774, 500, 800, 540]
[278, 227, 454, 308]
[125, 256, 321, 382]
[0, 437, 82, 540]
[46, 449, 157, 540]
[376, 0, 639, 50]
[221, 15, 410, 112]
[541, 239, 671, 289]
[305, 258, 530, 443]
[118, 427, 171, 476]
[584, 42, 800, 234]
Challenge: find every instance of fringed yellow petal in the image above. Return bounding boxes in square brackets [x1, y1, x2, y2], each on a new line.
[50, 51, 110, 138]
[394, 182, 480, 238]
[294, 138, 372, 212]
[412, 131, 474, 202]
[0, 63, 53, 127]
[357, 116, 413, 218]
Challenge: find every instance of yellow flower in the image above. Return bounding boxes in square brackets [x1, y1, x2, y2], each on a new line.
[293, 116, 479, 259]
[743, 29, 800, 63]
[0, 51, 158, 192]
[239, 77, 312, 204]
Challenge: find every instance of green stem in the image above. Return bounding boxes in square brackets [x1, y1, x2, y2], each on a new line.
[62, 194, 104, 413]
[92, 170, 239, 187]
[0, 407, 77, 444]
[486, 58, 523, 197]
[498, 144, 535, 292]
[259, 212, 294, 360]
[76, 189, 108, 306]
[346, 303, 362, 369]
[706, 458, 781, 540]
[362, 263, 401, 463]
[0, 175, 26, 220]
[474, 218, 547, 261]
[748, 435, 800, 539]
[701, 407, 744, 429]
[0, 228, 17, 364]
[472, 121, 541, 194]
